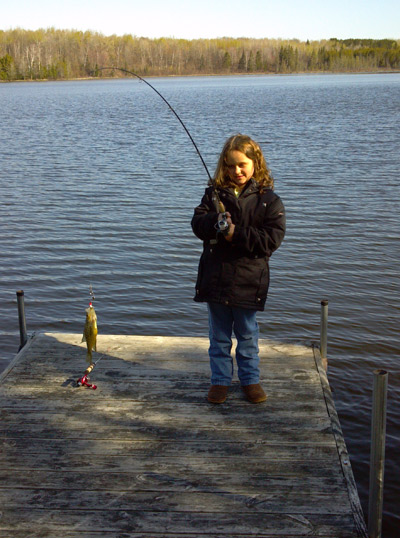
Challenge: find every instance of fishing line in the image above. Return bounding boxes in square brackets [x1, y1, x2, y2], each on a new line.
[79, 67, 229, 382]
[94, 66, 213, 183]
[93, 67, 228, 217]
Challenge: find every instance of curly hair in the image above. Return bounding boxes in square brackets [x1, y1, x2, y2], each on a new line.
[212, 134, 274, 191]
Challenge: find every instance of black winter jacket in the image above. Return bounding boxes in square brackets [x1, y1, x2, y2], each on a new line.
[191, 179, 285, 311]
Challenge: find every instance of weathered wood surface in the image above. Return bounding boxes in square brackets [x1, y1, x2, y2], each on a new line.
[0, 332, 367, 537]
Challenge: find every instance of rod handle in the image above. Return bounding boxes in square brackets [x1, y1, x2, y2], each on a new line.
[84, 363, 95, 376]
[217, 200, 226, 213]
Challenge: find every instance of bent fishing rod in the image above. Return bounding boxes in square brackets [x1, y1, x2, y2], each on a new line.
[93, 67, 228, 228]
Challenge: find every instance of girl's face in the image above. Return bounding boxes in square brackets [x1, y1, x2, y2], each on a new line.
[225, 150, 255, 187]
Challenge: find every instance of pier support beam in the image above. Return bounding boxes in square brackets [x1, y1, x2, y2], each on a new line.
[320, 300, 328, 371]
[16, 290, 28, 350]
[368, 369, 388, 538]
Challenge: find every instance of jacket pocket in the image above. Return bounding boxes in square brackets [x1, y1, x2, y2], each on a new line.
[232, 257, 269, 304]
[256, 262, 270, 302]
[195, 249, 221, 298]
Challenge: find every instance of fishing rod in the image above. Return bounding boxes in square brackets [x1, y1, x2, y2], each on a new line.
[93, 67, 229, 229]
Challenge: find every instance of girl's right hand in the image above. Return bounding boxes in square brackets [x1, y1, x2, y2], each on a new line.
[218, 212, 235, 241]
[218, 211, 231, 223]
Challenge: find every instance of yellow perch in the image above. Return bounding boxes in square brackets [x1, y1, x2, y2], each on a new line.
[81, 304, 98, 364]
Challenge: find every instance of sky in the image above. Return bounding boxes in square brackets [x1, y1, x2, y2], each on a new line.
[1, 0, 399, 41]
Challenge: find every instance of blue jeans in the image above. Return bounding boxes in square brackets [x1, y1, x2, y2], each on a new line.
[207, 302, 260, 386]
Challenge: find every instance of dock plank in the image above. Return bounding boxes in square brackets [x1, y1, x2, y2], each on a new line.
[0, 333, 367, 537]
[0, 508, 360, 536]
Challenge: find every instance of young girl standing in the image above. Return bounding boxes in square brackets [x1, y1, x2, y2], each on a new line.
[191, 134, 285, 404]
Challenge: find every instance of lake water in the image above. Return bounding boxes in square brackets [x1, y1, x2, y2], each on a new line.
[1, 73, 399, 534]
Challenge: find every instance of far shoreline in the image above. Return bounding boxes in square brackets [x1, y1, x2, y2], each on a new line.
[2, 69, 400, 83]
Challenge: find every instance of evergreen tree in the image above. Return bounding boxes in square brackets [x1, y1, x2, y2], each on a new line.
[0, 54, 14, 80]
[222, 51, 232, 70]
[247, 51, 255, 72]
[255, 50, 263, 71]
[238, 51, 246, 72]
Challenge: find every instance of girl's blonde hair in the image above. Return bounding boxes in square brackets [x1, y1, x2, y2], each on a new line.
[213, 134, 274, 190]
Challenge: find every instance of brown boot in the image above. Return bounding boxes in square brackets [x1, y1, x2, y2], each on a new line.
[242, 383, 267, 403]
[207, 385, 228, 404]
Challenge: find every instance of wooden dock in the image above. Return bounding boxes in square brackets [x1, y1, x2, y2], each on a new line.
[0, 333, 367, 537]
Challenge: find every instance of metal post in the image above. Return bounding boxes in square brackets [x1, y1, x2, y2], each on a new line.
[16, 290, 28, 350]
[368, 369, 388, 538]
[320, 300, 328, 360]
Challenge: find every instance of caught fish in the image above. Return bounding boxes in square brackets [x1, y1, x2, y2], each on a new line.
[81, 304, 98, 364]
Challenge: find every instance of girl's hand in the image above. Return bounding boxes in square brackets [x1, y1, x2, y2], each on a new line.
[219, 212, 234, 242]
[218, 211, 231, 223]
[224, 222, 235, 242]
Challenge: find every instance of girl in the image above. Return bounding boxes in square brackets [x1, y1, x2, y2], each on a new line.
[191, 134, 285, 404]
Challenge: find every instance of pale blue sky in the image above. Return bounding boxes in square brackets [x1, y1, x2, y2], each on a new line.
[1, 0, 399, 40]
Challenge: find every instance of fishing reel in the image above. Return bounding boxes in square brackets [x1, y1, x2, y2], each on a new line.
[77, 374, 97, 390]
[216, 212, 230, 236]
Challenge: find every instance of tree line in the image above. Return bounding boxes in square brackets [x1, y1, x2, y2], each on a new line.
[1, 28, 399, 81]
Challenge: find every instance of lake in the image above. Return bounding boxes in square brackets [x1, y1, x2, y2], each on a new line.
[0, 73, 399, 535]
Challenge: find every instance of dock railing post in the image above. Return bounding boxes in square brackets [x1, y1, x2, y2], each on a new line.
[16, 290, 28, 350]
[368, 369, 388, 538]
[320, 300, 328, 360]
